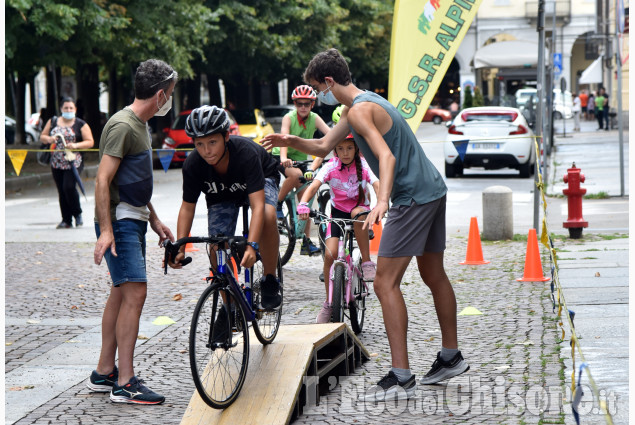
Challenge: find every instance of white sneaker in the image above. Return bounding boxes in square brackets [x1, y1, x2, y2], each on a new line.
[361, 261, 376, 280]
[316, 302, 332, 324]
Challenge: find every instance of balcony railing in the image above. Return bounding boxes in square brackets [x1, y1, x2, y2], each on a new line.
[526, 1, 571, 22]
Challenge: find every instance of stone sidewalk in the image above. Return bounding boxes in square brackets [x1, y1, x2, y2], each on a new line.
[7, 235, 568, 424]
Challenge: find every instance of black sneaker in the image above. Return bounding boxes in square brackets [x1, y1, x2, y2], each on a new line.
[75, 214, 83, 227]
[260, 274, 281, 309]
[300, 238, 320, 256]
[86, 366, 118, 392]
[56, 221, 72, 229]
[419, 351, 470, 384]
[211, 305, 231, 345]
[359, 371, 416, 402]
[110, 376, 165, 405]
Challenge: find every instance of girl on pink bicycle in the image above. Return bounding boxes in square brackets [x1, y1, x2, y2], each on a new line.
[297, 134, 380, 323]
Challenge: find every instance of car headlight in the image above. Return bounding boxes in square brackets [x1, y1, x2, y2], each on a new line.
[162, 137, 175, 149]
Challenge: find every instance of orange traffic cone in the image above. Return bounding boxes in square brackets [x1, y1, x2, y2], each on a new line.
[460, 217, 490, 265]
[517, 228, 550, 282]
[185, 233, 199, 252]
[370, 221, 383, 255]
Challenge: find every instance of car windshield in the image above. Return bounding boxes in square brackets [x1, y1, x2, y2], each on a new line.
[232, 110, 257, 125]
[172, 114, 189, 130]
[462, 112, 517, 122]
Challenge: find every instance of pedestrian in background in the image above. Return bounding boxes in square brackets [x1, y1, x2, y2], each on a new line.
[599, 87, 610, 130]
[578, 90, 588, 120]
[39, 97, 94, 229]
[594, 90, 605, 130]
[572, 92, 581, 131]
[587, 92, 595, 122]
[90, 59, 177, 405]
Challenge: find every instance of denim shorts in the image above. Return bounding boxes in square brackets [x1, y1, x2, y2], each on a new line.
[208, 177, 279, 236]
[95, 219, 148, 286]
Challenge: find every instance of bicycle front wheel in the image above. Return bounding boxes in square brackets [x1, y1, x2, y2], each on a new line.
[278, 199, 296, 266]
[189, 282, 249, 409]
[331, 263, 346, 323]
[251, 257, 283, 345]
[348, 250, 365, 334]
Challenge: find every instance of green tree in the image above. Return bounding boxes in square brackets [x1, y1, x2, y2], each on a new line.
[463, 85, 473, 108]
[473, 86, 484, 107]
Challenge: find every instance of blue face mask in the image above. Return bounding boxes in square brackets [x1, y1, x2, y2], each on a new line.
[62, 112, 75, 120]
[317, 82, 339, 105]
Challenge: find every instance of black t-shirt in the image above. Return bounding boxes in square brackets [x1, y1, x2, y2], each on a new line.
[182, 135, 280, 207]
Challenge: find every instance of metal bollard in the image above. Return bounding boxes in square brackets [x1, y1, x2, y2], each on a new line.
[482, 186, 513, 240]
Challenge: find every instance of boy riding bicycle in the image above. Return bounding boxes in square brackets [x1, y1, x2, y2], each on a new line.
[168, 105, 281, 309]
[273, 85, 331, 255]
[297, 133, 380, 323]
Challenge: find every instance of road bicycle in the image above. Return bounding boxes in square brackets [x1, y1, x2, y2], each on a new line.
[277, 159, 330, 265]
[309, 209, 373, 334]
[163, 206, 283, 409]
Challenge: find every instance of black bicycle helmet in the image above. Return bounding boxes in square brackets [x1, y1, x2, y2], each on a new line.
[185, 105, 230, 138]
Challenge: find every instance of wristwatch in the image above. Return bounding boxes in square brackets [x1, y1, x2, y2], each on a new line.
[247, 241, 259, 251]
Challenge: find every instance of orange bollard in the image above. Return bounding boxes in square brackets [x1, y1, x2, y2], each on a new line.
[460, 217, 490, 265]
[185, 233, 199, 252]
[517, 228, 550, 282]
[369, 221, 383, 255]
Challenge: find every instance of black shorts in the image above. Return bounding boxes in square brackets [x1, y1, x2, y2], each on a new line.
[325, 206, 370, 240]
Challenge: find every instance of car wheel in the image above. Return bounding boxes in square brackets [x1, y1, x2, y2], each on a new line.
[554, 111, 563, 120]
[25, 133, 35, 145]
[433, 116, 442, 125]
[445, 159, 463, 178]
[518, 161, 531, 178]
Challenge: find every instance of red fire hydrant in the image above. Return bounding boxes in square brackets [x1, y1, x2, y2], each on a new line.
[563, 162, 588, 239]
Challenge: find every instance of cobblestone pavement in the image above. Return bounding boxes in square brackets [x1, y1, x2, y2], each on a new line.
[6, 235, 566, 425]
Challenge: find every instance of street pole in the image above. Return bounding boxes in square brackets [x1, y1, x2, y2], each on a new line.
[535, 0, 546, 231]
[616, 1, 625, 196]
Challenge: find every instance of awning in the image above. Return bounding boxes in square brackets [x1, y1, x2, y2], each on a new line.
[473, 40, 547, 69]
[579, 56, 603, 84]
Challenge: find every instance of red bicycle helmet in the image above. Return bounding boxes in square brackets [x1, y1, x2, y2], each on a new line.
[291, 85, 317, 101]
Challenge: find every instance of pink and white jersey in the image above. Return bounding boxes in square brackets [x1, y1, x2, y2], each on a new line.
[315, 157, 378, 213]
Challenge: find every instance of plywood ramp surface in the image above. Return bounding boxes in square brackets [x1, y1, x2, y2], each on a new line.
[181, 323, 358, 425]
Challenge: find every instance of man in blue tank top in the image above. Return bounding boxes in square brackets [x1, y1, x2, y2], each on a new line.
[262, 48, 469, 402]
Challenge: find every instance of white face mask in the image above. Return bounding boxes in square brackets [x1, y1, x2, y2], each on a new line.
[155, 91, 172, 116]
[317, 82, 339, 105]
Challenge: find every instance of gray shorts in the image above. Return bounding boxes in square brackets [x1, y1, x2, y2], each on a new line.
[208, 177, 278, 236]
[378, 195, 446, 257]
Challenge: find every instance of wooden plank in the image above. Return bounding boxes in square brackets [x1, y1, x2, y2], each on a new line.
[181, 323, 353, 425]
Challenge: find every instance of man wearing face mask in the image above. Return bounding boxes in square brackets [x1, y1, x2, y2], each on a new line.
[89, 59, 176, 405]
[262, 48, 467, 402]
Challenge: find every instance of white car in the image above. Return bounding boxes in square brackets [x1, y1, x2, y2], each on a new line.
[444, 107, 537, 178]
[515, 88, 572, 120]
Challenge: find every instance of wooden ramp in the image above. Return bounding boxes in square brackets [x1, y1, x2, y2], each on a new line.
[181, 323, 370, 425]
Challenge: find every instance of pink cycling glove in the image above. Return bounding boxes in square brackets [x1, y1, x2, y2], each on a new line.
[297, 202, 310, 215]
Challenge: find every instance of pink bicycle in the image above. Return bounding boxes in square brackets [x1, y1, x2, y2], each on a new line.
[310, 209, 373, 334]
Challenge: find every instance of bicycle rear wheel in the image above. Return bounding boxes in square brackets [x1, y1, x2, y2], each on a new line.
[348, 249, 365, 334]
[189, 282, 249, 409]
[278, 199, 296, 266]
[330, 263, 346, 323]
[251, 257, 283, 344]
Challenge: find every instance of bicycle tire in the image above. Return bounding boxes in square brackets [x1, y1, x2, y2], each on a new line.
[348, 249, 365, 335]
[189, 282, 249, 409]
[331, 263, 346, 323]
[251, 257, 284, 345]
[317, 188, 330, 259]
[278, 198, 296, 266]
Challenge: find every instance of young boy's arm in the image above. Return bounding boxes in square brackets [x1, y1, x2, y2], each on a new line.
[168, 200, 196, 269]
[279, 115, 292, 167]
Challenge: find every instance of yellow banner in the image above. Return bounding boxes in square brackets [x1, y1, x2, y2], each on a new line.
[389, 0, 483, 133]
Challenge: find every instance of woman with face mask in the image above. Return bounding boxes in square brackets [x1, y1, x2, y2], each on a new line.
[39, 96, 95, 228]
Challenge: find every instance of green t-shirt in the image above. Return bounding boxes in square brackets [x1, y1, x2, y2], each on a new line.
[595, 95, 605, 111]
[97, 107, 154, 222]
[272, 110, 317, 161]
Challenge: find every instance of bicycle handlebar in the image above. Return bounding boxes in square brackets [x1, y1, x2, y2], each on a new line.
[162, 235, 252, 275]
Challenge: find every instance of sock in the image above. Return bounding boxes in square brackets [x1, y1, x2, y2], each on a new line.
[390, 367, 412, 382]
[440, 347, 459, 361]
